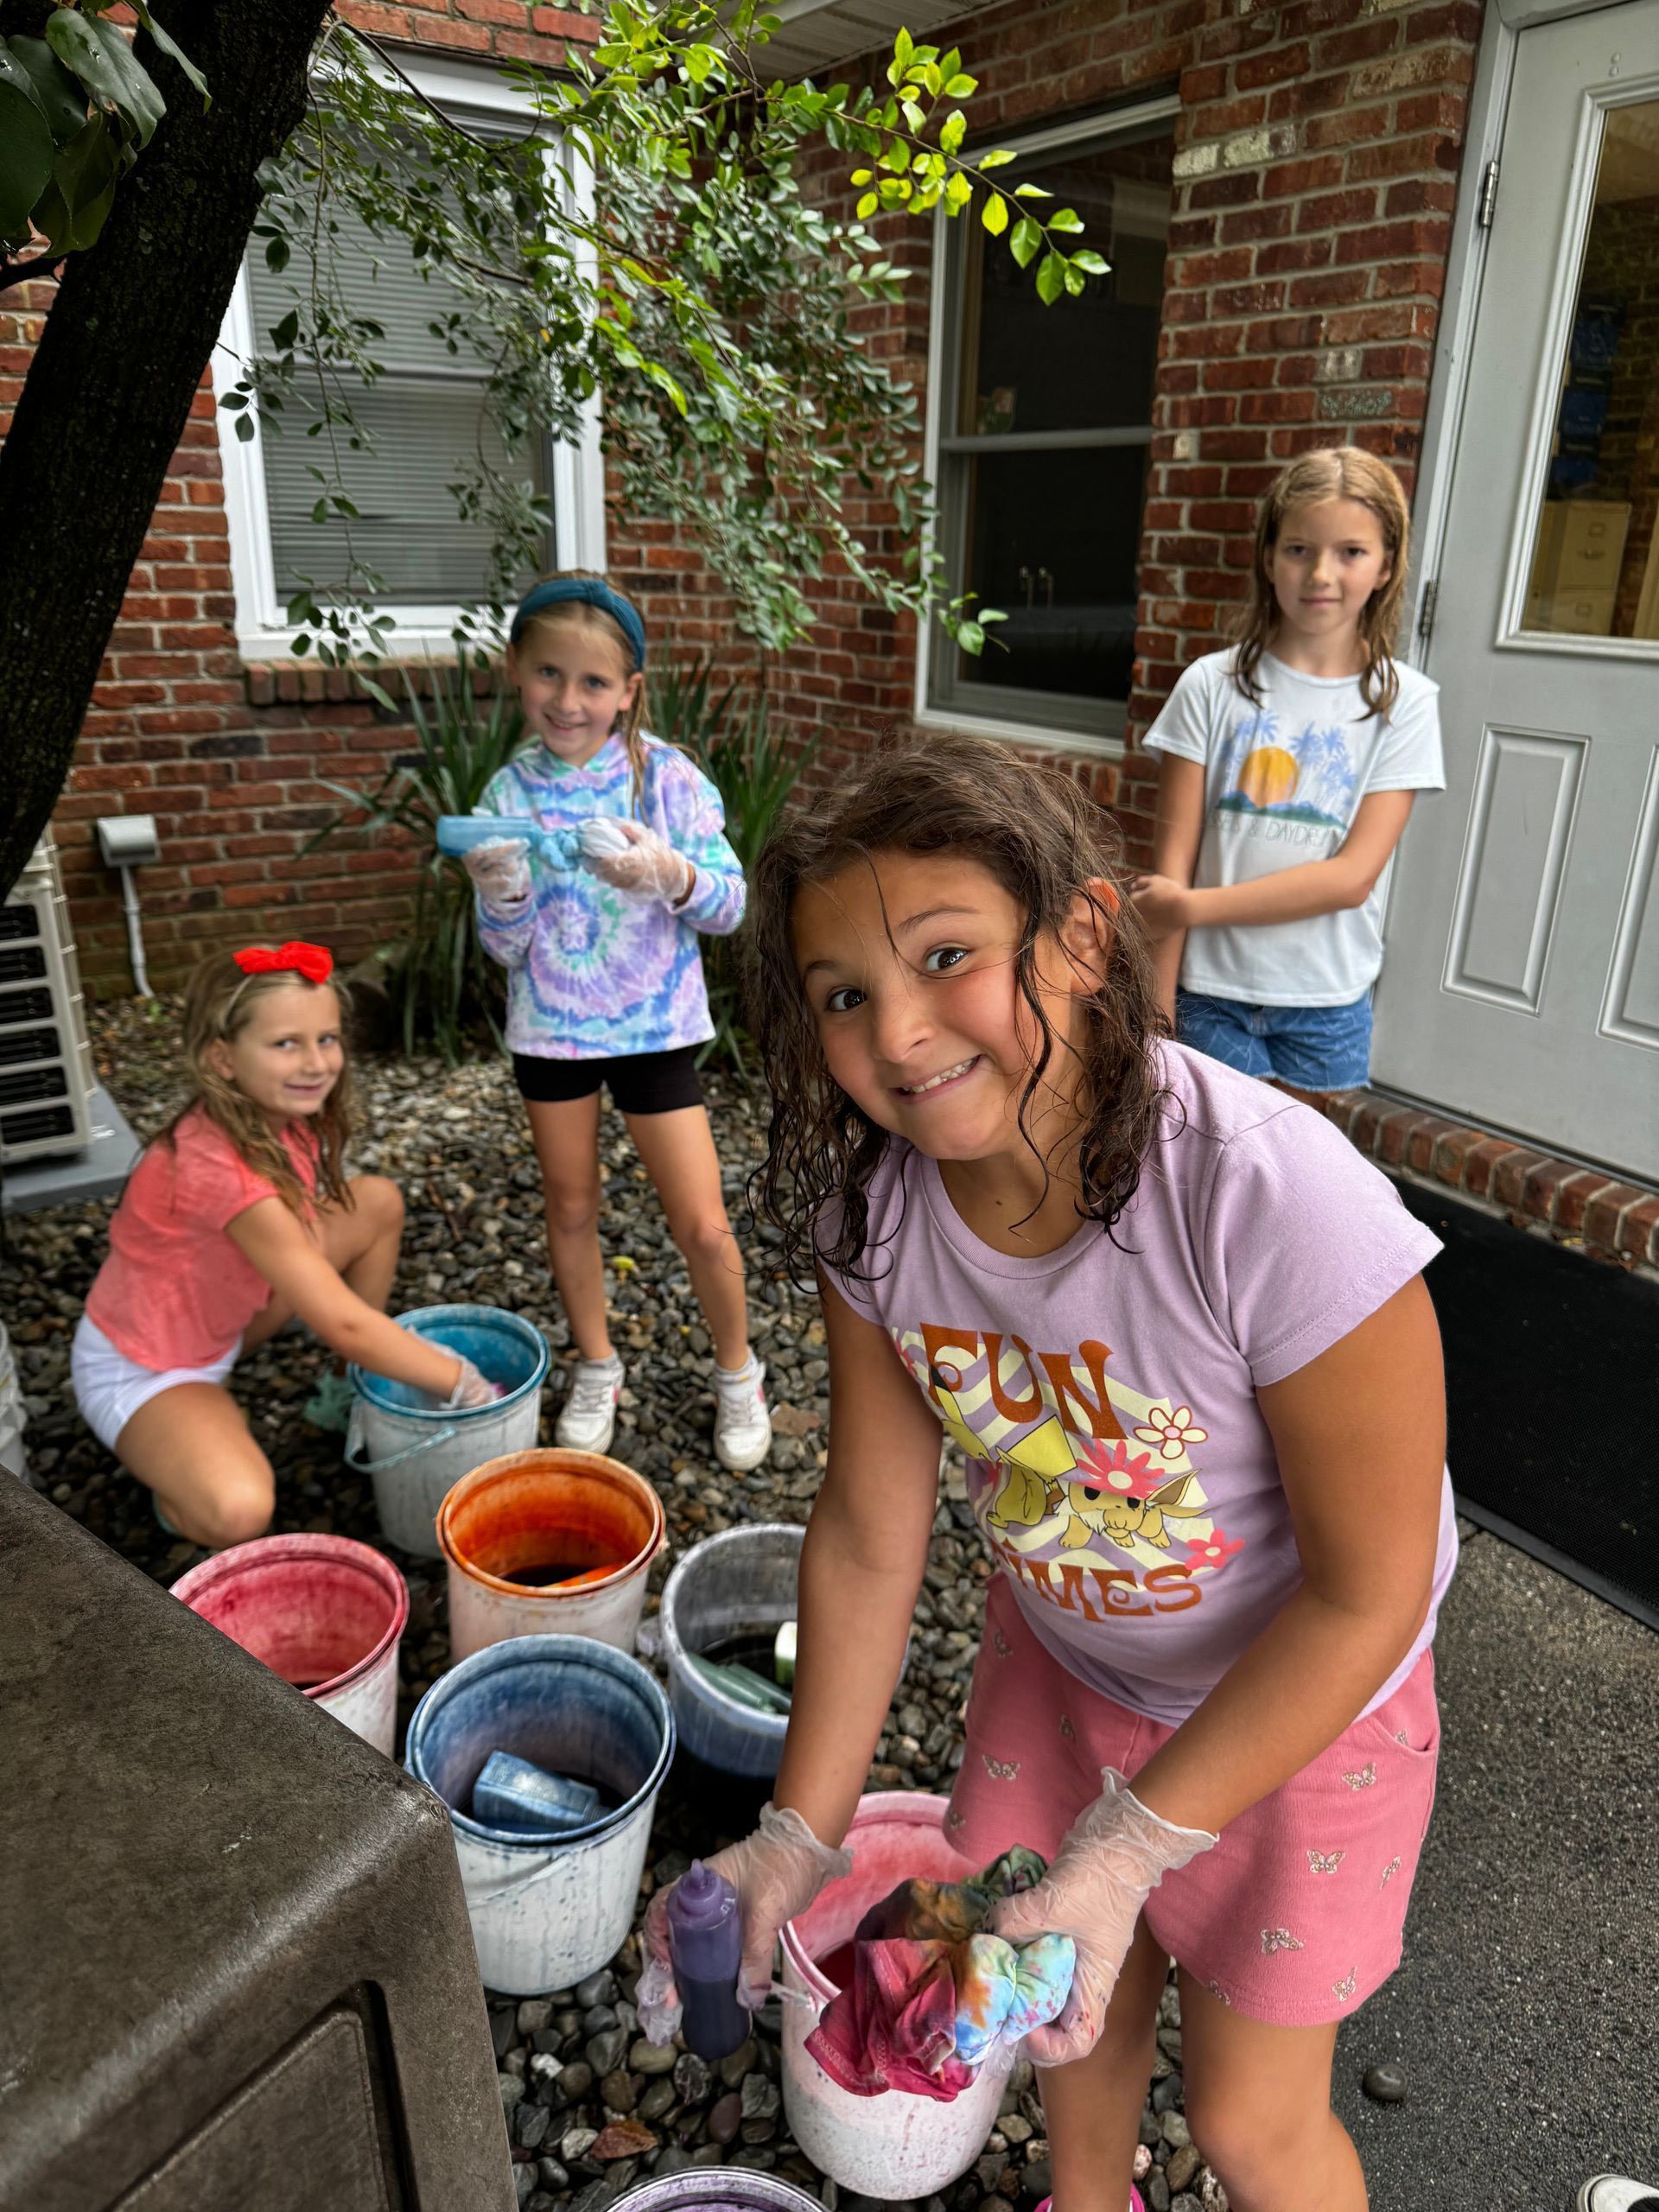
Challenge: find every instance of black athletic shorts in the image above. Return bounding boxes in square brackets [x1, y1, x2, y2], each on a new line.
[512, 1043, 704, 1116]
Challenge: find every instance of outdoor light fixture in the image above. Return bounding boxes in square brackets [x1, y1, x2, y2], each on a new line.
[94, 813, 160, 999]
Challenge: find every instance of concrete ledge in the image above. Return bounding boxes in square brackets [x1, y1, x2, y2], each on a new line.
[1, 1083, 142, 1216]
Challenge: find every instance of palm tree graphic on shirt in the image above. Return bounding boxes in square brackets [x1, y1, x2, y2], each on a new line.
[1216, 713, 1355, 830]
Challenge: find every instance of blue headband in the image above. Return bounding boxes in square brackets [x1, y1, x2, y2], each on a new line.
[511, 577, 646, 667]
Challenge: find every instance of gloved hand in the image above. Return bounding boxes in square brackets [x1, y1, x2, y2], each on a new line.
[462, 838, 531, 909]
[443, 1354, 501, 1409]
[578, 816, 693, 906]
[991, 1770, 1217, 2067]
[637, 1802, 854, 2044]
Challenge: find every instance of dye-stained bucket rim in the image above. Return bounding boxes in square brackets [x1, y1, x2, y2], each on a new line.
[404, 1630, 676, 1849]
[613, 2173, 825, 2212]
[435, 1447, 667, 1600]
[780, 1789, 954, 2002]
[349, 1302, 551, 1424]
[170, 1531, 410, 1701]
[658, 1521, 803, 1734]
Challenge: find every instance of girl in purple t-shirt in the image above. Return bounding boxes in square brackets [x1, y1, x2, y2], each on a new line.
[643, 734, 1455, 2212]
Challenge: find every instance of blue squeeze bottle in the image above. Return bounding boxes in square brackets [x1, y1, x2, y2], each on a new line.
[667, 1860, 749, 2061]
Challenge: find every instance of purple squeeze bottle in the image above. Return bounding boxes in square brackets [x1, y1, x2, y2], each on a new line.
[667, 1860, 749, 2061]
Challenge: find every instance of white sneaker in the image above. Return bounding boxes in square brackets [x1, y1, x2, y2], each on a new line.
[714, 1355, 772, 1472]
[1579, 2182, 1659, 2212]
[556, 1355, 624, 1455]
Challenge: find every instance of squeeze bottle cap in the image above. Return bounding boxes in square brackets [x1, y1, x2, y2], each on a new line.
[671, 1859, 738, 1931]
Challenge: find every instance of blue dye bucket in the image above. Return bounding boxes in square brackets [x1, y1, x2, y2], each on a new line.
[406, 1633, 674, 1994]
[346, 1304, 551, 1557]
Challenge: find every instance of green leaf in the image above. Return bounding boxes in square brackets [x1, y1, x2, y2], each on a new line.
[855, 190, 877, 219]
[32, 111, 119, 252]
[976, 147, 1015, 169]
[938, 108, 964, 155]
[1047, 206, 1084, 232]
[1071, 249, 1109, 276]
[1012, 182, 1051, 199]
[1035, 251, 1065, 306]
[270, 307, 299, 350]
[7, 35, 88, 145]
[44, 8, 165, 144]
[944, 73, 977, 96]
[1008, 214, 1040, 268]
[130, 2, 208, 105]
[0, 70, 54, 237]
[1064, 263, 1084, 295]
[980, 193, 1007, 237]
[957, 619, 984, 654]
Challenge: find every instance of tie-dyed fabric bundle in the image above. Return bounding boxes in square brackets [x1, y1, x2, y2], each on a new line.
[805, 1847, 1076, 2101]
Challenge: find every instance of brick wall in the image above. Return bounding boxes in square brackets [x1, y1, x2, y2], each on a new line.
[15, 0, 1482, 990]
[3, 1, 593, 994]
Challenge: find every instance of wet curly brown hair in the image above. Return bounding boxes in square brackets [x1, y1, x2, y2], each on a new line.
[747, 731, 1173, 1285]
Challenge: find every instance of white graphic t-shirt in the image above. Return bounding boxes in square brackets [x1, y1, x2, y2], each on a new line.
[818, 1045, 1459, 1728]
[1144, 648, 1444, 1007]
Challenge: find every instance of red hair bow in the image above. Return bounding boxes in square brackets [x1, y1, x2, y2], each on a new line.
[232, 941, 334, 985]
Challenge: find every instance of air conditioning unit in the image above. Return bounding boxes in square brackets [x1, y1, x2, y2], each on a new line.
[0, 835, 98, 1165]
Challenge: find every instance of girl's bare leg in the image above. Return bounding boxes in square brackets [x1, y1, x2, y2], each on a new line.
[624, 1104, 749, 1370]
[1178, 1971, 1364, 2212]
[1038, 1916, 1169, 2212]
[525, 1094, 613, 1361]
[116, 1383, 275, 1550]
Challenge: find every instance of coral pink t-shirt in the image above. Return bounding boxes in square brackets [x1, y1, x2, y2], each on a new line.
[819, 1044, 1458, 1727]
[85, 1105, 320, 1370]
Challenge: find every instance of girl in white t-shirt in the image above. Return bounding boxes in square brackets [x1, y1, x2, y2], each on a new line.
[1133, 448, 1444, 1101]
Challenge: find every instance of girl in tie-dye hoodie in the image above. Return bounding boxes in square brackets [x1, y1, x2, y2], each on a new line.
[464, 572, 771, 1473]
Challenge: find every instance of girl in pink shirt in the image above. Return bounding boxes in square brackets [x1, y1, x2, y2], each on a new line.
[641, 737, 1453, 2212]
[73, 944, 493, 1548]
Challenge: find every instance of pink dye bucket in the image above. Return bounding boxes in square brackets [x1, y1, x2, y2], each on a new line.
[171, 1533, 409, 1757]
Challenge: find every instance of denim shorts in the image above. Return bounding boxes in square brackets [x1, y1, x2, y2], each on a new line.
[1176, 987, 1373, 1091]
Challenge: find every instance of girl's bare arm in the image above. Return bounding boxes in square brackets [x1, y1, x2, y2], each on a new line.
[772, 1271, 945, 1847]
[226, 1198, 463, 1396]
[1123, 1274, 1446, 1835]
[1143, 755, 1207, 1020]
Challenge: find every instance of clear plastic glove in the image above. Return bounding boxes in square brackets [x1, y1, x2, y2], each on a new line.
[578, 816, 692, 906]
[637, 1802, 853, 2044]
[442, 1354, 500, 1409]
[462, 837, 531, 909]
[990, 1770, 1217, 2068]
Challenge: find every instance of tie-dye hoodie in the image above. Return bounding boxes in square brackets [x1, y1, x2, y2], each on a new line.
[474, 732, 745, 1059]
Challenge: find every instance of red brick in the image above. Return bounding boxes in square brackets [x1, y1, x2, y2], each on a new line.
[1431, 1126, 1484, 1188]
[1613, 1193, 1659, 1268]
[1582, 1184, 1651, 1253]
[1464, 1138, 1519, 1202]
[1492, 1149, 1550, 1211]
[1403, 1116, 1460, 1176]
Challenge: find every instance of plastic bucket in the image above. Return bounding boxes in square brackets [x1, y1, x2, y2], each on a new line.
[170, 1534, 409, 1757]
[405, 1633, 674, 1995]
[347, 1304, 550, 1558]
[779, 1791, 1006, 2195]
[659, 1523, 801, 1777]
[438, 1448, 665, 1662]
[613, 2177, 823, 2212]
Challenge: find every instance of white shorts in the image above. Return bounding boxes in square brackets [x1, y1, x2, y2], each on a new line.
[71, 1313, 240, 1454]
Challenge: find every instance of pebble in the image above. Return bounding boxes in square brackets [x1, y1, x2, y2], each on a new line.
[1362, 2062, 1408, 2104]
[518, 2000, 555, 2037]
[517, 2103, 552, 2152]
[1145, 2174, 1170, 2212]
[707, 2092, 743, 2145]
[1152, 2071, 1184, 2113]
[631, 2037, 677, 2075]
[586, 2029, 627, 2076]
[1165, 2144, 1201, 2192]
[537, 2162, 569, 2192]
[557, 2063, 594, 2103]
[560, 2127, 598, 2164]
[637, 2078, 677, 2123]
[599, 2069, 635, 2114]
[674, 2052, 713, 2105]
[718, 2037, 760, 2088]
[1160, 2112, 1191, 2150]
[576, 1972, 618, 2008]
[741, 2073, 780, 2121]
[500, 2075, 525, 2113]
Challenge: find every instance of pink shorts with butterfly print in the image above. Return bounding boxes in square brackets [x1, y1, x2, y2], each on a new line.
[945, 1576, 1442, 2028]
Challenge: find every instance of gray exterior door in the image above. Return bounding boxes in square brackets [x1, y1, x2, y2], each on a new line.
[1373, 2, 1659, 1182]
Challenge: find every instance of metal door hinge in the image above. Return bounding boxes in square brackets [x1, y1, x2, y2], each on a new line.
[1419, 580, 1439, 645]
[1477, 159, 1499, 230]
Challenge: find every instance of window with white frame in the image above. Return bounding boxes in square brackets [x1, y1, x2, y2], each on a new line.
[213, 53, 604, 660]
[923, 99, 1177, 746]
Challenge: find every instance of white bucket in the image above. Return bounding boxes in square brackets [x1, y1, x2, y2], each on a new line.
[0, 1320, 28, 1479]
[347, 1303, 550, 1558]
[779, 1792, 1007, 2196]
[436, 1448, 666, 1662]
[404, 1633, 674, 1996]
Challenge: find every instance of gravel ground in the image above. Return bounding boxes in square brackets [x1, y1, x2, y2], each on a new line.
[2, 998, 1224, 2212]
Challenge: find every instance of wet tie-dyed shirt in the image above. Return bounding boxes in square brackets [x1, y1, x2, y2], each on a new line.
[474, 733, 745, 1059]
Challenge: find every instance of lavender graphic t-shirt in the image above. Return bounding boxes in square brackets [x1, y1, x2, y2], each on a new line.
[820, 1044, 1457, 1726]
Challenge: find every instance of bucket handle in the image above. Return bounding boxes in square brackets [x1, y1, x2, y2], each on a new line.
[344, 1403, 460, 1478]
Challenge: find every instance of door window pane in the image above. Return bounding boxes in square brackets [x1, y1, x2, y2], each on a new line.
[931, 119, 1173, 736]
[1522, 100, 1659, 641]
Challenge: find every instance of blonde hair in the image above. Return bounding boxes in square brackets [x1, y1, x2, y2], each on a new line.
[158, 950, 355, 1215]
[1234, 447, 1411, 718]
[512, 568, 649, 813]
